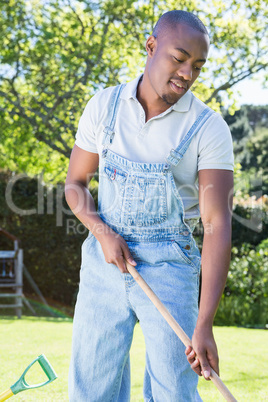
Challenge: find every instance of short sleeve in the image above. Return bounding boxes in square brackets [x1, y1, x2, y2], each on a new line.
[197, 113, 234, 171]
[75, 92, 102, 153]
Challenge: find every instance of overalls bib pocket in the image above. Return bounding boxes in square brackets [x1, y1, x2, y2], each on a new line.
[100, 162, 128, 223]
[122, 174, 168, 226]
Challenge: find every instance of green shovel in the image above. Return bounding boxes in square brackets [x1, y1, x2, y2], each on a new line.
[0, 354, 57, 401]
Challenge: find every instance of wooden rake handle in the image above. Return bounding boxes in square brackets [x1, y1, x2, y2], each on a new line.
[126, 263, 237, 402]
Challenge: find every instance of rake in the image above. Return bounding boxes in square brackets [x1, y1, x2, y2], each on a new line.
[126, 263, 237, 402]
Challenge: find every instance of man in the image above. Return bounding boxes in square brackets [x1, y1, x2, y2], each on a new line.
[66, 10, 234, 402]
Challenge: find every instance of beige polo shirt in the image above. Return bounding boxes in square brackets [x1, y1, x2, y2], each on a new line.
[75, 75, 234, 223]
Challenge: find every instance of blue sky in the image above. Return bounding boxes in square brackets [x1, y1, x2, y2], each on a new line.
[233, 77, 268, 106]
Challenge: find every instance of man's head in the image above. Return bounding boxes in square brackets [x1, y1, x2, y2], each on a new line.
[152, 10, 208, 38]
[144, 10, 209, 106]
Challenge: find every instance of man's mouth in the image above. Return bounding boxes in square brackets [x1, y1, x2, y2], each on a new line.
[170, 80, 187, 94]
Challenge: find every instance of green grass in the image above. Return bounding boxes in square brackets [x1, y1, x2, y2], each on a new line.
[0, 317, 267, 401]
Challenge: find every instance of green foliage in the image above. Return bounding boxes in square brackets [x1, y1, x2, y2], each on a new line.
[224, 105, 268, 193]
[232, 204, 267, 248]
[215, 240, 268, 327]
[0, 0, 267, 180]
[0, 172, 86, 305]
[224, 106, 253, 144]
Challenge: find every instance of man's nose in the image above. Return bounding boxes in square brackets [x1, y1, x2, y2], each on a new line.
[177, 64, 192, 81]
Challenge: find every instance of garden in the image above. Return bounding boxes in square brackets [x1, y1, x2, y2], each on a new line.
[1, 0, 268, 401]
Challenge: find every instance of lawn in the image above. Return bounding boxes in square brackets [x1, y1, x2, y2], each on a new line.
[0, 317, 267, 401]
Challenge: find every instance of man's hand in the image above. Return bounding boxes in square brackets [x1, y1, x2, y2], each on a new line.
[185, 325, 219, 380]
[98, 229, 137, 273]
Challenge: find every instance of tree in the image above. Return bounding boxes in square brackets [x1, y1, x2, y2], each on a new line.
[224, 105, 268, 193]
[1, 0, 267, 181]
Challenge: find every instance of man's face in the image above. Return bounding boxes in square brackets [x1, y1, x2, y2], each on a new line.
[146, 23, 209, 105]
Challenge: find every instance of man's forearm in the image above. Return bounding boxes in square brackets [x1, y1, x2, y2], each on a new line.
[196, 221, 232, 327]
[65, 181, 108, 239]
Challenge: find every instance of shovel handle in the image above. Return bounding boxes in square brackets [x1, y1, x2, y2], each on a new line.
[0, 389, 14, 402]
[126, 263, 237, 402]
[10, 354, 57, 395]
[37, 354, 58, 383]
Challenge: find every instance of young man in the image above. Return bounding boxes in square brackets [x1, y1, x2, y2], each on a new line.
[66, 10, 234, 402]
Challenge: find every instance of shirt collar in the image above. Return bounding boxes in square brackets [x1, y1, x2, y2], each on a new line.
[120, 73, 192, 113]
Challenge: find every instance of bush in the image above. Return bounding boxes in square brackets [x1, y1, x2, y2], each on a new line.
[215, 240, 268, 328]
[231, 204, 267, 248]
[0, 172, 89, 306]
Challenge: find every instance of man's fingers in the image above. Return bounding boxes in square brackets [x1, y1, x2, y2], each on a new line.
[186, 347, 196, 364]
[190, 359, 202, 376]
[126, 256, 137, 267]
[191, 358, 200, 368]
[208, 355, 220, 377]
[200, 359, 211, 380]
[125, 254, 137, 266]
[122, 246, 137, 267]
[185, 346, 202, 376]
[100, 231, 136, 273]
[185, 345, 193, 356]
[188, 349, 219, 379]
[190, 329, 219, 379]
[115, 246, 137, 273]
[115, 255, 128, 273]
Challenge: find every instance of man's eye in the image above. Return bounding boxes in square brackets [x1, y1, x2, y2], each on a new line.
[173, 56, 183, 63]
[195, 67, 202, 71]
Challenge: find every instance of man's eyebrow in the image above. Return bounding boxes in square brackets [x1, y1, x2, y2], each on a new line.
[175, 47, 206, 63]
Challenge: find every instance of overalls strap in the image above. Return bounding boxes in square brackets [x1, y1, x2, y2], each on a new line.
[167, 107, 214, 166]
[102, 84, 126, 146]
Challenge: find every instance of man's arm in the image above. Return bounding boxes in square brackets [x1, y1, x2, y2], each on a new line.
[65, 145, 136, 273]
[185, 169, 233, 379]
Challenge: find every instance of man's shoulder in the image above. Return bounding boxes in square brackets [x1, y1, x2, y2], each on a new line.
[190, 92, 213, 113]
[83, 85, 120, 121]
[190, 93, 229, 129]
[91, 85, 118, 103]
[91, 75, 140, 105]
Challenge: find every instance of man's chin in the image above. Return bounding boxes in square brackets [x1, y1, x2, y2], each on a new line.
[162, 93, 184, 105]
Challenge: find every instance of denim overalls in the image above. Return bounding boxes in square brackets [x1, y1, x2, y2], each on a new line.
[69, 84, 214, 402]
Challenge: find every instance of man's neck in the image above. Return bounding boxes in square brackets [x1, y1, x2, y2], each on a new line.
[136, 73, 172, 122]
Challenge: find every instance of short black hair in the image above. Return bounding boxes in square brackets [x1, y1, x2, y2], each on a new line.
[152, 10, 208, 37]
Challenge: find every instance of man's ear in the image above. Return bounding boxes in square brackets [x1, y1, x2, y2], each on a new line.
[146, 35, 157, 57]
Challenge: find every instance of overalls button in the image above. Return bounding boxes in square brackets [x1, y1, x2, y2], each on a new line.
[162, 163, 169, 175]
[111, 169, 116, 180]
[182, 231, 189, 236]
[184, 245, 191, 250]
[102, 148, 108, 158]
